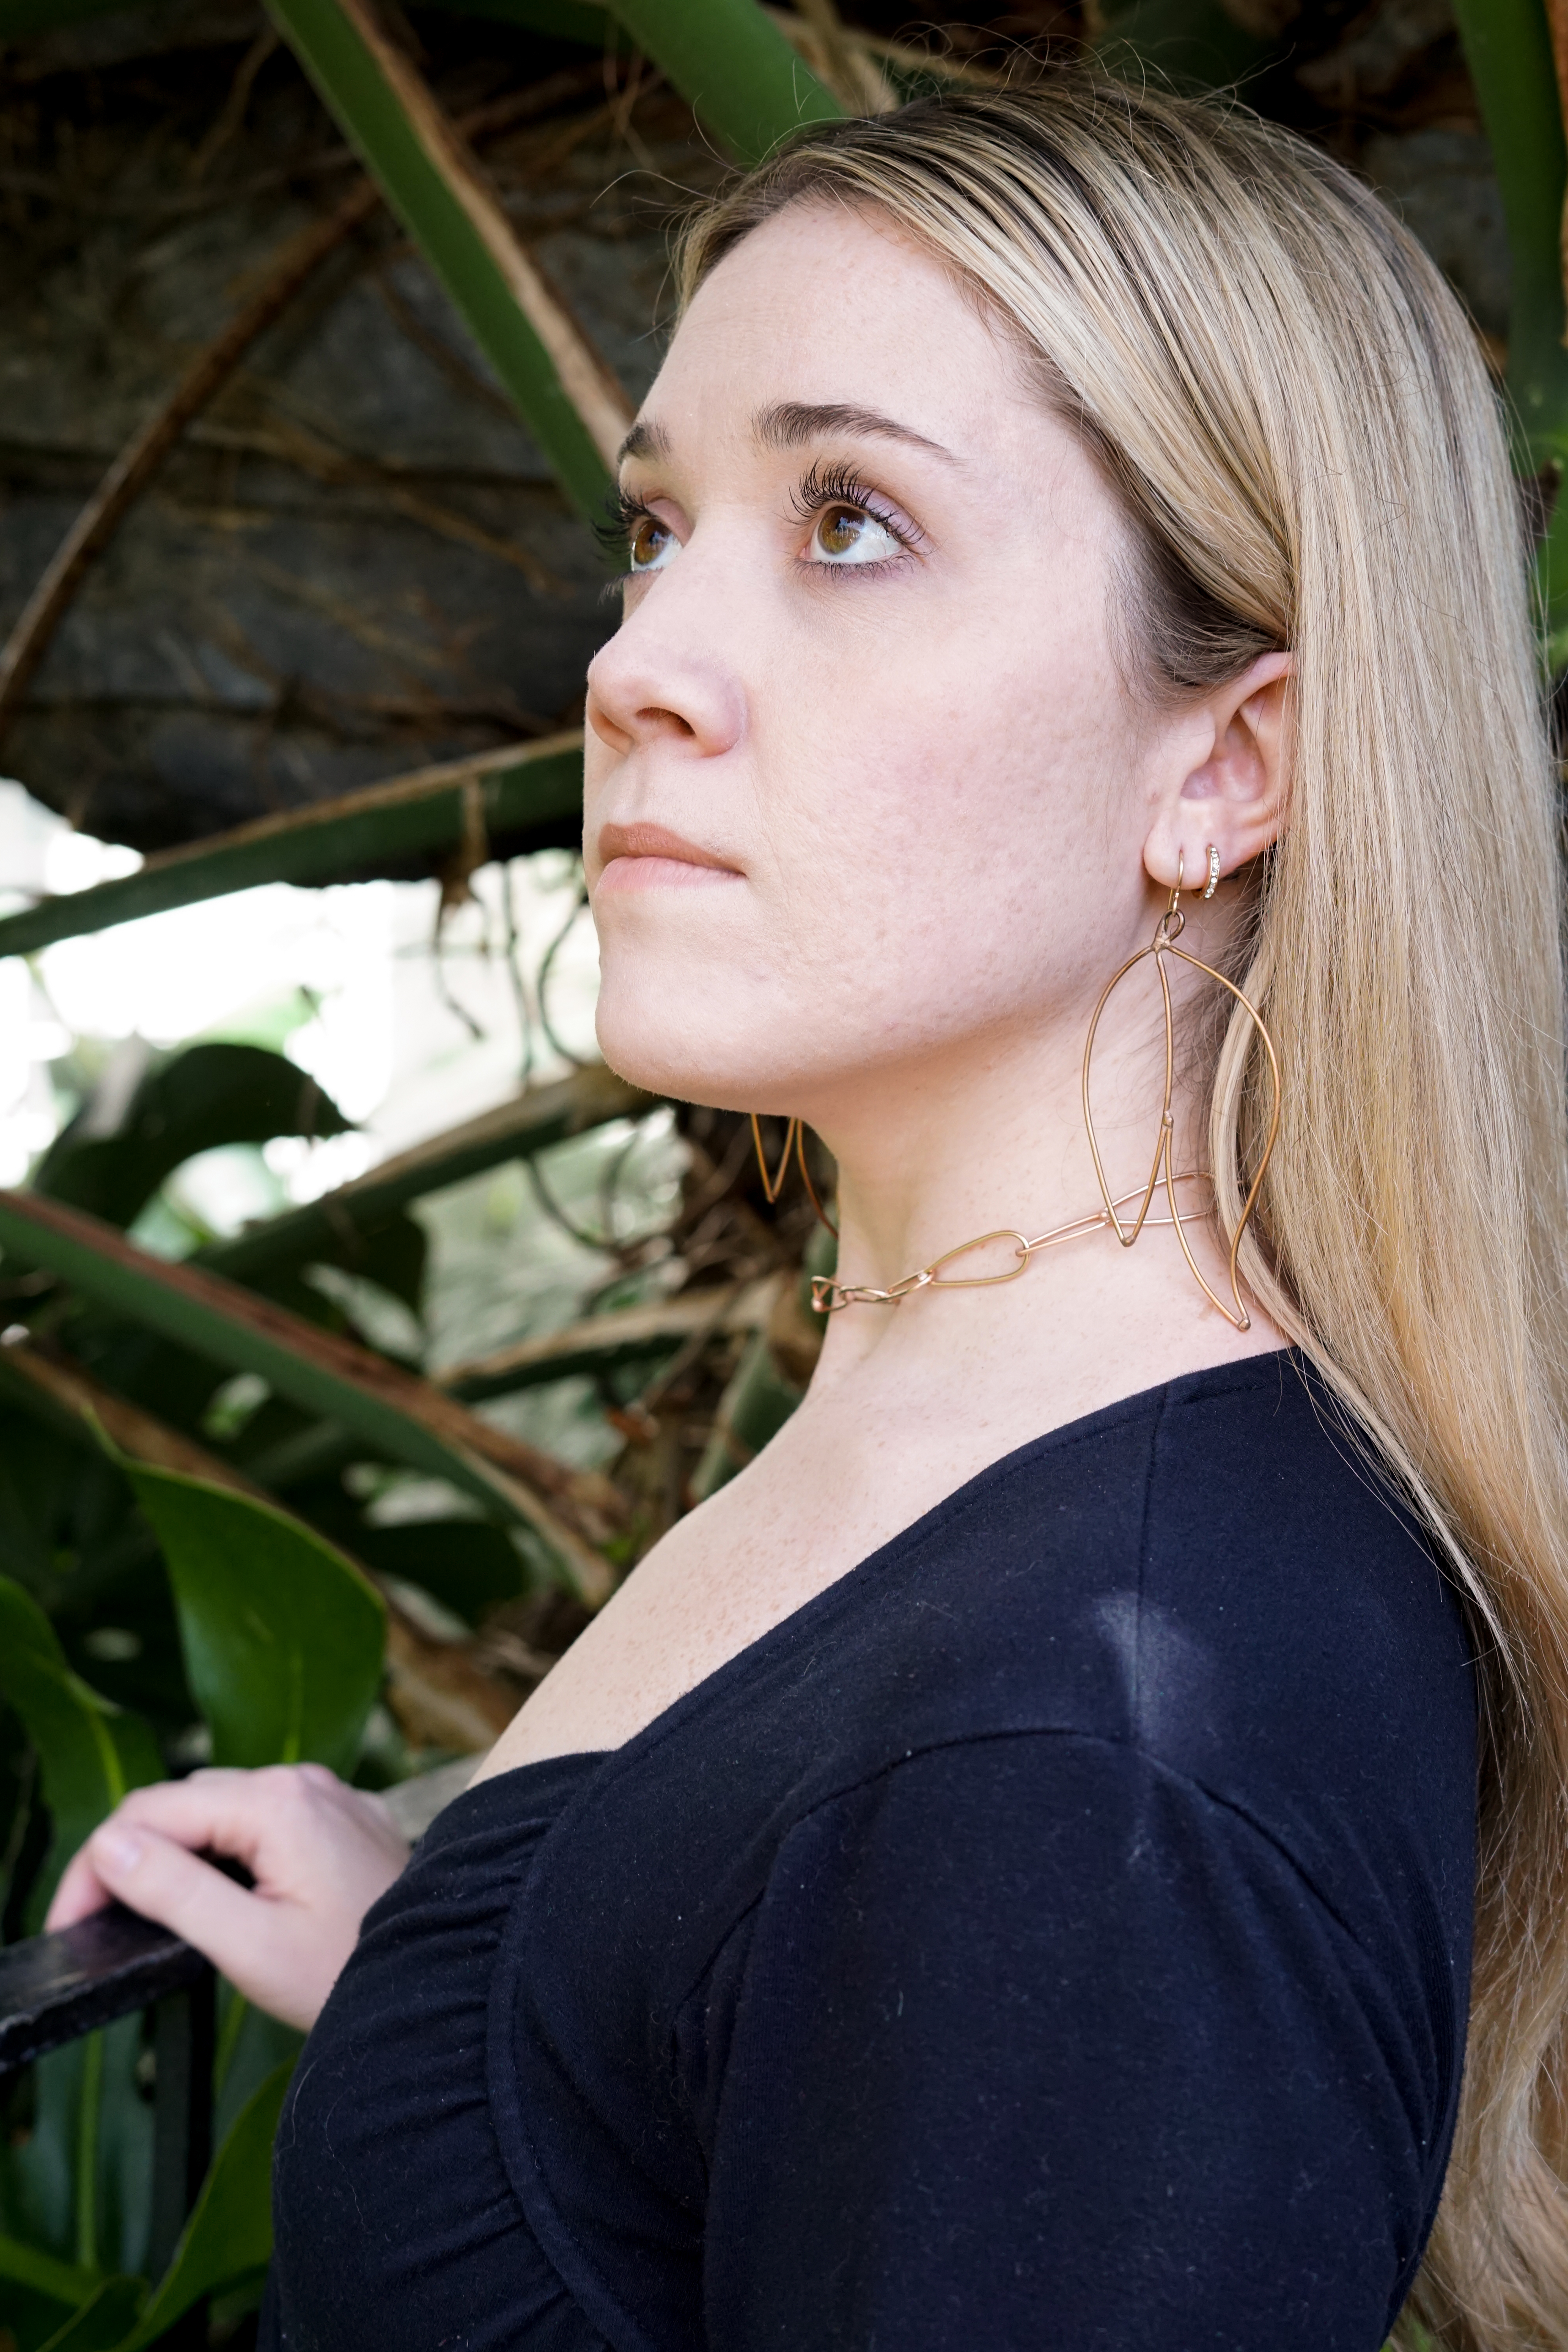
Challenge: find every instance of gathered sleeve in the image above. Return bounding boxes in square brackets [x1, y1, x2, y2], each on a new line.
[688, 1732, 1447, 2352]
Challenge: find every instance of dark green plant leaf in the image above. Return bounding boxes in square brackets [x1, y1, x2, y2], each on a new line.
[609, 0, 842, 165]
[1452, 0, 1568, 652]
[106, 2061, 292, 2352]
[0, 1190, 616, 1598]
[309, 1209, 428, 1317]
[33, 1045, 350, 1234]
[200, 1065, 650, 1290]
[0, 2230, 100, 2309]
[0, 735, 583, 961]
[263, 0, 626, 517]
[0, 1581, 161, 1909]
[1092, 0, 1268, 85]
[355, 1517, 526, 1627]
[123, 1465, 385, 1775]
[35, 2276, 146, 2351]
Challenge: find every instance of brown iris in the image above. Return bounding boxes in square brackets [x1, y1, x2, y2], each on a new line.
[817, 504, 869, 557]
[629, 514, 674, 569]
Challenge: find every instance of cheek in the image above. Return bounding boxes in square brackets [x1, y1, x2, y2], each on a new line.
[588, 556, 1140, 1099]
[754, 600, 1127, 999]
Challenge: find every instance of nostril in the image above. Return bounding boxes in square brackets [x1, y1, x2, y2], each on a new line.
[638, 706, 697, 738]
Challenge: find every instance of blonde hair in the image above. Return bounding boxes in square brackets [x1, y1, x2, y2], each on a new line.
[679, 80, 1568, 2350]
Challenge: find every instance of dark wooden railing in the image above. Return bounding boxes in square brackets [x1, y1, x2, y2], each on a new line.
[0, 1906, 215, 2283]
[0, 1758, 471, 2307]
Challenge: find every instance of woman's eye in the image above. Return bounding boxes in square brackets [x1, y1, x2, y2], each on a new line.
[808, 504, 903, 566]
[628, 514, 678, 572]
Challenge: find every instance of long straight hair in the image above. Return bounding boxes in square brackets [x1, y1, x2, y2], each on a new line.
[678, 81, 1568, 2349]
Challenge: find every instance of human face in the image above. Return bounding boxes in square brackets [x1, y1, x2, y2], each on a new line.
[584, 202, 1161, 1129]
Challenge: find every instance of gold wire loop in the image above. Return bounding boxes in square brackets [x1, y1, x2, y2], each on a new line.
[1081, 873, 1281, 1332]
[808, 1177, 1229, 1314]
[749, 1114, 838, 1237]
[749, 1112, 797, 1204]
[926, 1231, 1032, 1287]
[779, 841, 1281, 1330]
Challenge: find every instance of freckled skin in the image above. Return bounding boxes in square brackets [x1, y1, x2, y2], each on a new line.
[47, 206, 1296, 2021]
[585, 207, 1144, 1116]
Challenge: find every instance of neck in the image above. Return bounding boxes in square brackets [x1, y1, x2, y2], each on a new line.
[797, 905, 1271, 1390]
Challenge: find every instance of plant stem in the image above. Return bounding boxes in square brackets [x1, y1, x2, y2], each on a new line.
[74, 2030, 103, 2276]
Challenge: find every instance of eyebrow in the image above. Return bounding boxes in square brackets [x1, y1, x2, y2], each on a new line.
[616, 418, 671, 466]
[754, 401, 956, 461]
[614, 402, 956, 471]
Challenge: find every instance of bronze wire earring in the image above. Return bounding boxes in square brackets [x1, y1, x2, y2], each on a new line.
[755, 842, 1282, 1324]
[1080, 847, 1281, 1332]
[749, 1114, 838, 1238]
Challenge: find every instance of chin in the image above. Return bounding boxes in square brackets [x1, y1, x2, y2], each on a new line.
[593, 974, 801, 1114]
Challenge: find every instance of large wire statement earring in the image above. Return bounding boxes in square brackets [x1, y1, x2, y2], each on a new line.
[1081, 852, 1280, 1331]
[749, 1114, 838, 1237]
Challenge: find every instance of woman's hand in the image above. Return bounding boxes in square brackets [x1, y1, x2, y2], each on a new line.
[44, 1765, 410, 2033]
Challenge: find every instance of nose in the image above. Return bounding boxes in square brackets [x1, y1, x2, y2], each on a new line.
[585, 590, 746, 762]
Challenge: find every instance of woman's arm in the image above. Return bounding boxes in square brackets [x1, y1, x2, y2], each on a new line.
[44, 1765, 410, 2031]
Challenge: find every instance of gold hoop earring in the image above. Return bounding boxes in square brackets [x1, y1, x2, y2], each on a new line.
[1203, 844, 1221, 901]
[1081, 854, 1281, 1331]
[749, 1114, 838, 1237]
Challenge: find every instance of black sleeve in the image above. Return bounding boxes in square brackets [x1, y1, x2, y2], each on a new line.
[695, 1733, 1438, 2352]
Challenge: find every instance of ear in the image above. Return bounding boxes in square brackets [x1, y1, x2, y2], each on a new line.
[1143, 651, 1292, 896]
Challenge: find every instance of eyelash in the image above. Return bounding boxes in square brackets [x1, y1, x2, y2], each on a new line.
[594, 486, 653, 568]
[789, 460, 918, 568]
[597, 465, 919, 582]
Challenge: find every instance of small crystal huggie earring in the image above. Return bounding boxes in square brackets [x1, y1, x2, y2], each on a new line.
[1080, 850, 1281, 1330]
[1203, 844, 1221, 900]
[749, 1114, 838, 1236]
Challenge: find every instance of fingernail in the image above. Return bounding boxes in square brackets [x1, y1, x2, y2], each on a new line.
[96, 1827, 142, 1875]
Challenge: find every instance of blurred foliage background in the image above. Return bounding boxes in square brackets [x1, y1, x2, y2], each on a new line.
[0, 0, 1557, 2345]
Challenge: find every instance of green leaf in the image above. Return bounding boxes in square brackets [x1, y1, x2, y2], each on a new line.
[123, 1465, 385, 1774]
[0, 1579, 161, 1904]
[310, 1210, 428, 1317]
[0, 734, 582, 961]
[264, 0, 625, 518]
[0, 2230, 100, 2308]
[200, 1065, 651, 1291]
[1092, 0, 1268, 86]
[33, 1045, 350, 1233]
[1453, 0, 1568, 440]
[0, 0, 133, 33]
[355, 1517, 525, 1628]
[36, 2277, 146, 2352]
[107, 2062, 292, 2352]
[609, 0, 842, 166]
[0, 1189, 615, 1597]
[1451, 0, 1568, 648]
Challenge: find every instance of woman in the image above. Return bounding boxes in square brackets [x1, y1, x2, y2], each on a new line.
[48, 78, 1568, 2350]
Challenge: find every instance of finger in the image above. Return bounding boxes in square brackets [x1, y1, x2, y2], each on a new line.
[45, 1845, 116, 1931]
[86, 1820, 269, 1977]
[49, 1775, 260, 1927]
[112, 1768, 305, 1868]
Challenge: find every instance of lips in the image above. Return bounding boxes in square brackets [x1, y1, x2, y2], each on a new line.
[594, 820, 743, 892]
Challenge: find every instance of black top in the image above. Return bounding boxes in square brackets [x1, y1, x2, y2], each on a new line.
[262, 1353, 1477, 2352]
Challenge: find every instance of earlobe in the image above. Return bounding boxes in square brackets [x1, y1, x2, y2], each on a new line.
[1143, 650, 1292, 894]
